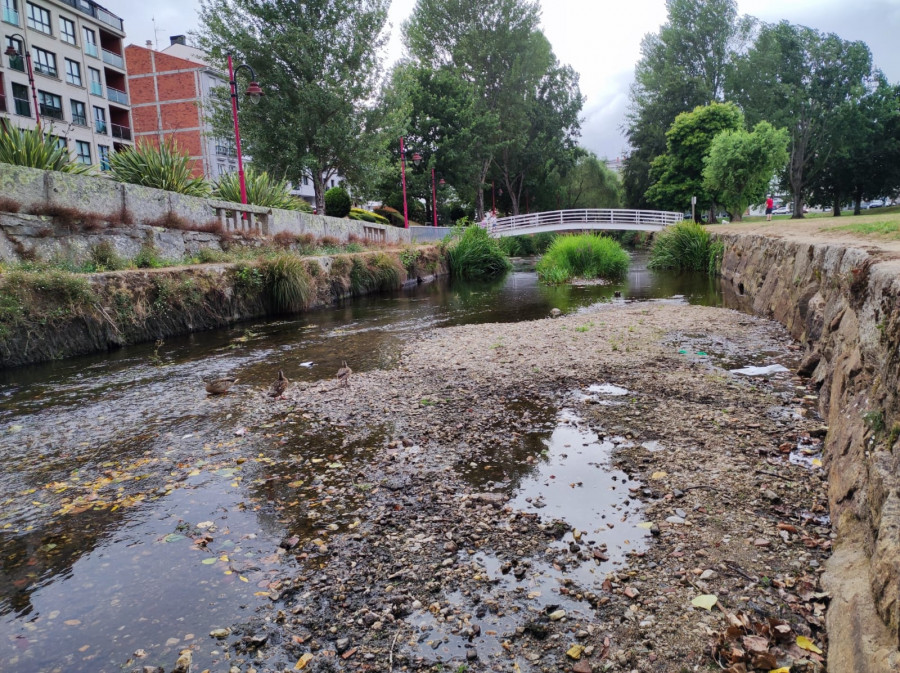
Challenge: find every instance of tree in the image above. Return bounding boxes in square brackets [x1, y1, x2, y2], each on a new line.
[558, 151, 623, 209]
[727, 21, 873, 218]
[196, 0, 389, 213]
[702, 121, 789, 221]
[622, 0, 749, 207]
[645, 102, 743, 219]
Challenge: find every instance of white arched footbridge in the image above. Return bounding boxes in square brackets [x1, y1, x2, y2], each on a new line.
[488, 209, 683, 237]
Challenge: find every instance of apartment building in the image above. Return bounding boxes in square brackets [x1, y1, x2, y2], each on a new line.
[126, 36, 239, 180]
[0, 0, 133, 169]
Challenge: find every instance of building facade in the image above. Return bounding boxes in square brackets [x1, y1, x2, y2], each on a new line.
[0, 0, 133, 169]
[125, 37, 238, 180]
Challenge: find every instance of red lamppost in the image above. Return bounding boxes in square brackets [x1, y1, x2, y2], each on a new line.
[431, 168, 438, 228]
[226, 53, 264, 208]
[5, 34, 40, 131]
[399, 136, 421, 229]
[491, 180, 496, 215]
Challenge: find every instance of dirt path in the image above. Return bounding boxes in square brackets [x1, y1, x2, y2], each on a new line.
[214, 302, 830, 673]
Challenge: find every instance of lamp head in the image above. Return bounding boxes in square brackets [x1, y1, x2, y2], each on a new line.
[245, 81, 264, 104]
[439, 178, 446, 186]
[412, 152, 422, 166]
[5, 45, 19, 57]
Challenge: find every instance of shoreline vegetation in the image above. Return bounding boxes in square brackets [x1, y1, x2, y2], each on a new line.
[536, 233, 630, 285]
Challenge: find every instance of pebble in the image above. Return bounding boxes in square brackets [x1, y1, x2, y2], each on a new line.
[675, 508, 687, 518]
[666, 516, 686, 525]
[548, 609, 567, 621]
[209, 628, 230, 639]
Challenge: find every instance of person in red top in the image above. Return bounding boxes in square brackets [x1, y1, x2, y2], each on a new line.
[765, 195, 774, 221]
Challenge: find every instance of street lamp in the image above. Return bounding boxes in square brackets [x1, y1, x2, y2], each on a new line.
[399, 139, 422, 229]
[226, 52, 264, 209]
[5, 34, 40, 131]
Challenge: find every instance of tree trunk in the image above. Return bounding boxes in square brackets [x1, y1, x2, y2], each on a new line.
[313, 174, 326, 214]
[707, 207, 717, 224]
[853, 187, 863, 215]
[832, 193, 841, 217]
[475, 160, 491, 221]
[730, 211, 743, 222]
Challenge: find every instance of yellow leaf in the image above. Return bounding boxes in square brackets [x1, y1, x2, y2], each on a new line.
[812, 458, 822, 467]
[566, 644, 584, 660]
[691, 594, 718, 610]
[796, 635, 823, 654]
[768, 668, 791, 673]
[637, 522, 654, 529]
[650, 471, 667, 480]
[294, 653, 314, 669]
[239, 576, 248, 582]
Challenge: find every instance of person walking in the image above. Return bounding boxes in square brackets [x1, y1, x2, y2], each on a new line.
[765, 195, 774, 221]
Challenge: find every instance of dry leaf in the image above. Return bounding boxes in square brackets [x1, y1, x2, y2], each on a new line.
[566, 644, 584, 660]
[650, 471, 668, 480]
[796, 635, 823, 654]
[294, 653, 314, 669]
[691, 594, 718, 610]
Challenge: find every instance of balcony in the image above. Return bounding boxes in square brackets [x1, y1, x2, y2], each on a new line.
[7, 54, 23, 72]
[33, 62, 57, 78]
[107, 86, 128, 105]
[94, 120, 107, 134]
[13, 97, 29, 117]
[55, 0, 123, 32]
[215, 145, 237, 157]
[85, 42, 98, 58]
[2, 6, 18, 25]
[40, 104, 65, 121]
[89, 81, 103, 97]
[110, 123, 131, 141]
[101, 49, 124, 69]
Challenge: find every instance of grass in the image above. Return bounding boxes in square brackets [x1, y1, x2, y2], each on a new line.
[349, 252, 404, 295]
[260, 253, 314, 313]
[536, 233, 629, 284]
[445, 225, 512, 280]
[649, 221, 720, 274]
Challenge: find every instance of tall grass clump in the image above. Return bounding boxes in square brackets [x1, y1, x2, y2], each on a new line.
[648, 221, 719, 273]
[445, 225, 511, 280]
[214, 167, 311, 211]
[0, 122, 93, 173]
[536, 234, 629, 284]
[349, 252, 403, 294]
[260, 253, 313, 313]
[108, 139, 211, 196]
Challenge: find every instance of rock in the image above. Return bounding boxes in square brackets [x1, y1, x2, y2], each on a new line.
[762, 489, 781, 504]
[550, 308, 562, 318]
[675, 508, 687, 518]
[172, 649, 192, 673]
[699, 569, 717, 581]
[210, 628, 230, 639]
[572, 661, 592, 673]
[466, 648, 478, 661]
[753, 538, 771, 547]
[549, 609, 566, 621]
[624, 587, 639, 598]
[335, 638, 350, 653]
[672, 489, 685, 499]
[666, 516, 685, 525]
[649, 523, 661, 536]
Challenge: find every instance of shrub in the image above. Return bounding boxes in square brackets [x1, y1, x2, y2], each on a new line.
[536, 234, 630, 284]
[648, 221, 719, 274]
[134, 237, 164, 268]
[108, 139, 211, 196]
[445, 225, 511, 280]
[214, 166, 310, 211]
[260, 253, 313, 313]
[324, 186, 351, 218]
[349, 252, 403, 294]
[0, 122, 93, 174]
[373, 206, 405, 227]
[88, 241, 127, 271]
[349, 208, 390, 225]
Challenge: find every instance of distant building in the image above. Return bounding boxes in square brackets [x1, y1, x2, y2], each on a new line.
[125, 36, 238, 180]
[290, 173, 346, 207]
[604, 157, 622, 174]
[0, 0, 134, 169]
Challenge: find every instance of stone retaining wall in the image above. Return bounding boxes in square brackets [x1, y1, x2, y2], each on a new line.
[718, 233, 900, 671]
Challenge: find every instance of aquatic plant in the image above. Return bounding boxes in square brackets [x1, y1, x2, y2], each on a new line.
[260, 253, 313, 312]
[445, 225, 511, 280]
[648, 221, 719, 274]
[536, 234, 629, 284]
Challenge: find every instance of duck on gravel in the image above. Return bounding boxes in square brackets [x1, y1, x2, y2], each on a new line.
[337, 361, 352, 388]
[268, 370, 289, 399]
[205, 377, 237, 395]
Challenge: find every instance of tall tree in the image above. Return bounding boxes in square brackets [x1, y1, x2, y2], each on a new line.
[727, 21, 873, 218]
[196, 0, 389, 212]
[645, 102, 743, 220]
[558, 151, 623, 209]
[622, 0, 748, 207]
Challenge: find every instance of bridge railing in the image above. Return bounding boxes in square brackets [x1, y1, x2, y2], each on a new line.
[491, 208, 683, 235]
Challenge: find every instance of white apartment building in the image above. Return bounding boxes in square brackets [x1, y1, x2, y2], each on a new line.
[0, 0, 133, 170]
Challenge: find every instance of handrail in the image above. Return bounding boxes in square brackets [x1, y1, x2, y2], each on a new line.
[490, 208, 683, 235]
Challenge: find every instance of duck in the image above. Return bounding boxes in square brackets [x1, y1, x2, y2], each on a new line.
[337, 361, 352, 388]
[268, 370, 289, 398]
[206, 377, 237, 395]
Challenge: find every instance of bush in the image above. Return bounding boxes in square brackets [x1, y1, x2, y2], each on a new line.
[373, 206, 405, 227]
[536, 234, 629, 284]
[214, 167, 311, 211]
[324, 186, 351, 218]
[349, 208, 390, 225]
[134, 238, 164, 268]
[88, 241, 127, 271]
[108, 139, 211, 196]
[648, 221, 719, 273]
[349, 252, 403, 294]
[260, 253, 313, 313]
[445, 225, 511, 280]
[0, 122, 93, 174]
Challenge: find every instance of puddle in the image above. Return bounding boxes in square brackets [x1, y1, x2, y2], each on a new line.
[730, 364, 790, 376]
[640, 440, 666, 452]
[789, 436, 824, 470]
[586, 384, 629, 396]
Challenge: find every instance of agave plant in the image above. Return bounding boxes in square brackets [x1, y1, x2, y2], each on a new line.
[214, 166, 312, 212]
[107, 139, 211, 196]
[0, 122, 93, 174]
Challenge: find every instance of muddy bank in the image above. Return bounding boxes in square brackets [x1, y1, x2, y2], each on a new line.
[174, 303, 831, 673]
[0, 247, 447, 368]
[718, 233, 900, 672]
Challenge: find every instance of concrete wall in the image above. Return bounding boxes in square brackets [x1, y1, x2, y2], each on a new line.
[0, 164, 410, 244]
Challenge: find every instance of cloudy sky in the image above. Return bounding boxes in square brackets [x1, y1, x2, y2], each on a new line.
[109, 0, 900, 160]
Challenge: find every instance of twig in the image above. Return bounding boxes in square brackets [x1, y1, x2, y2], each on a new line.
[724, 559, 756, 582]
[388, 625, 403, 672]
[754, 469, 795, 482]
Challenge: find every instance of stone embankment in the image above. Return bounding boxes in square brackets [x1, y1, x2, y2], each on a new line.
[717, 232, 900, 671]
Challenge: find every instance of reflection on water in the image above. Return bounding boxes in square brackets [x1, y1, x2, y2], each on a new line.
[0, 251, 718, 672]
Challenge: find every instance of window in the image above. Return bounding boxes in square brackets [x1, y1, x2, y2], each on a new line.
[82, 27, 97, 57]
[303, 176, 309, 186]
[3, 0, 19, 27]
[59, 15, 75, 44]
[11, 82, 29, 116]
[88, 66, 102, 96]
[75, 140, 91, 165]
[31, 46, 56, 77]
[65, 58, 81, 86]
[5, 36, 23, 71]
[70, 99, 86, 126]
[26, 2, 50, 33]
[38, 90, 63, 119]
[93, 105, 106, 133]
[52, 135, 65, 150]
[98, 145, 109, 171]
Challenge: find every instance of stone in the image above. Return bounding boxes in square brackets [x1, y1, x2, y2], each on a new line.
[666, 516, 686, 525]
[210, 628, 230, 638]
[548, 609, 567, 621]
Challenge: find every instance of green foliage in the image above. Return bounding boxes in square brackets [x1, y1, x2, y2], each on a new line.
[497, 233, 556, 257]
[445, 225, 512, 280]
[0, 121, 93, 173]
[648, 221, 719, 274]
[324, 186, 352, 218]
[214, 166, 311, 211]
[349, 252, 403, 294]
[373, 206, 404, 227]
[702, 121, 790, 220]
[134, 238, 165, 269]
[399, 247, 423, 275]
[536, 234, 630, 284]
[559, 151, 623, 209]
[349, 207, 390, 224]
[108, 139, 211, 196]
[260, 253, 313, 313]
[87, 241, 127, 271]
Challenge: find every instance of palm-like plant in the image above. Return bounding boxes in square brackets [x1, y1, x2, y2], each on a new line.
[214, 166, 312, 212]
[0, 122, 93, 174]
[107, 139, 211, 196]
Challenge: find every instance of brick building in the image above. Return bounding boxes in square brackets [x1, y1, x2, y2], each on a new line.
[125, 37, 238, 180]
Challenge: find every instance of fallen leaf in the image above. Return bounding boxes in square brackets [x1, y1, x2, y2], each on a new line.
[566, 644, 584, 660]
[636, 522, 654, 529]
[650, 471, 668, 480]
[294, 653, 314, 669]
[812, 458, 822, 467]
[796, 635, 823, 654]
[201, 558, 217, 565]
[769, 668, 791, 673]
[691, 594, 718, 610]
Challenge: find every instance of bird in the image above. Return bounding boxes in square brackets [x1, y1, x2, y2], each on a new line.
[205, 377, 237, 395]
[614, 290, 622, 298]
[268, 370, 289, 398]
[337, 361, 352, 388]
[550, 308, 562, 318]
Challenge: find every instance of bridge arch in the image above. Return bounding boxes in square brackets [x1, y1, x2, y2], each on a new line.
[488, 209, 683, 237]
